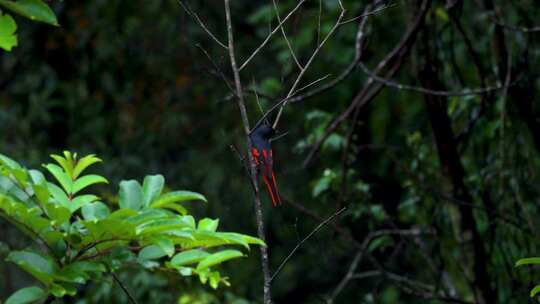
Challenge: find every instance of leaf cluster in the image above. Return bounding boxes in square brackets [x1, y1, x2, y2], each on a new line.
[0, 151, 264, 303]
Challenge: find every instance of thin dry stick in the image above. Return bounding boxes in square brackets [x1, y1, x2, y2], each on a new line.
[223, 1, 272, 303]
[250, 4, 378, 130]
[273, 1, 347, 129]
[303, 0, 430, 167]
[327, 228, 429, 304]
[195, 44, 236, 95]
[272, 0, 302, 70]
[239, 0, 308, 71]
[286, 5, 372, 104]
[491, 16, 540, 33]
[291, 74, 332, 96]
[359, 63, 510, 96]
[270, 207, 347, 282]
[339, 3, 396, 25]
[176, 0, 228, 49]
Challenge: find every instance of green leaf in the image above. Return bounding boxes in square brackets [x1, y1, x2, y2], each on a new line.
[72, 154, 102, 179]
[11, 167, 28, 188]
[159, 202, 187, 215]
[66, 261, 106, 274]
[84, 219, 135, 242]
[50, 282, 76, 297]
[0, 0, 58, 25]
[151, 236, 174, 257]
[32, 183, 49, 205]
[219, 232, 266, 248]
[138, 245, 167, 260]
[236, 234, 266, 247]
[55, 265, 87, 284]
[5, 286, 47, 304]
[44, 203, 70, 225]
[515, 257, 540, 267]
[69, 194, 99, 212]
[196, 250, 244, 271]
[209, 271, 220, 289]
[198, 218, 219, 232]
[108, 208, 138, 220]
[41, 230, 63, 246]
[178, 231, 264, 250]
[119, 180, 143, 211]
[141, 174, 164, 207]
[72, 174, 108, 194]
[6, 251, 58, 285]
[81, 201, 110, 221]
[136, 218, 193, 235]
[50, 154, 74, 179]
[0, 12, 16, 51]
[531, 285, 540, 298]
[312, 169, 336, 197]
[0, 154, 21, 169]
[126, 209, 169, 225]
[28, 169, 46, 185]
[170, 249, 210, 267]
[44, 164, 73, 194]
[151, 191, 207, 209]
[47, 182, 70, 206]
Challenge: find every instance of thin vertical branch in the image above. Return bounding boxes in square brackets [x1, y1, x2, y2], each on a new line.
[223, 1, 272, 303]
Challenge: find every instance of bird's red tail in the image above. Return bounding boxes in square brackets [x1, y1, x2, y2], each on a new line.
[262, 172, 281, 206]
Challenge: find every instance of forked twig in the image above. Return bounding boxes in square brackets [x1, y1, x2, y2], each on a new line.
[270, 207, 347, 282]
[176, 0, 228, 49]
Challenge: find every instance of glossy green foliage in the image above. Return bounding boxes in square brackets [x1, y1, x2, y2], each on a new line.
[0, 0, 57, 51]
[0, 11, 17, 51]
[0, 152, 264, 302]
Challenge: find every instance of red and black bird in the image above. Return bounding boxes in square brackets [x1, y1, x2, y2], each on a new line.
[249, 124, 281, 206]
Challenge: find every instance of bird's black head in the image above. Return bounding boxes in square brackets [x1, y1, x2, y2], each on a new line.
[252, 124, 275, 140]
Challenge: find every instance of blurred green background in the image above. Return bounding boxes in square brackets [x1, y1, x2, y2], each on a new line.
[2, 0, 540, 303]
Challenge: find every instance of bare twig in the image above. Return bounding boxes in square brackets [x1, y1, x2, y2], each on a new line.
[272, 0, 302, 70]
[273, 1, 347, 129]
[359, 63, 510, 96]
[288, 6, 371, 104]
[491, 16, 540, 33]
[338, 3, 397, 25]
[327, 228, 430, 304]
[250, 4, 374, 131]
[358, 269, 474, 304]
[239, 0, 308, 71]
[176, 0, 228, 49]
[303, 0, 430, 167]
[223, 1, 272, 303]
[270, 207, 347, 282]
[291, 74, 332, 96]
[284, 197, 360, 247]
[195, 44, 236, 95]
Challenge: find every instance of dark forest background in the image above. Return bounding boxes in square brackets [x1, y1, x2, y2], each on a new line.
[2, 0, 540, 303]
